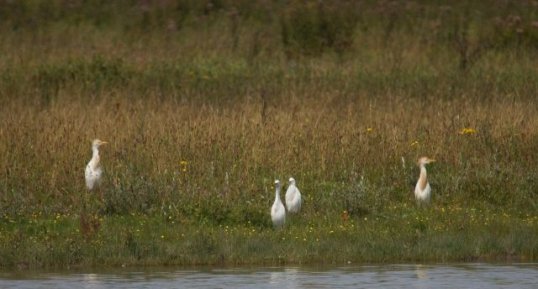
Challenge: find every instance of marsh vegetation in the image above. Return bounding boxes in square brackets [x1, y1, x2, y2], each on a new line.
[0, 0, 537, 269]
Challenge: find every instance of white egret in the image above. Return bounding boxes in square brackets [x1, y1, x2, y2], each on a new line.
[271, 179, 286, 228]
[85, 139, 108, 191]
[285, 177, 302, 213]
[414, 156, 435, 204]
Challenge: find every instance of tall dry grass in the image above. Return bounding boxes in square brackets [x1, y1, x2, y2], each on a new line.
[2, 69, 538, 221]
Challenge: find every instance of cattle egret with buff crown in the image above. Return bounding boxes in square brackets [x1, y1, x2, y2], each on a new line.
[85, 139, 108, 191]
[414, 156, 435, 204]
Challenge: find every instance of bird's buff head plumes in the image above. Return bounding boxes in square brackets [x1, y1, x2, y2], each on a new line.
[92, 139, 108, 147]
[417, 156, 435, 166]
[289, 177, 295, 184]
[274, 179, 281, 188]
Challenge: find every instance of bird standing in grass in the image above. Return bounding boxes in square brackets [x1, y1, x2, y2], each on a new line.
[285, 177, 302, 213]
[414, 156, 435, 204]
[271, 179, 286, 228]
[85, 139, 108, 191]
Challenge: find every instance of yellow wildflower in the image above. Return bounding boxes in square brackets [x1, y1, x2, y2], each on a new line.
[459, 128, 477, 135]
[180, 160, 188, 172]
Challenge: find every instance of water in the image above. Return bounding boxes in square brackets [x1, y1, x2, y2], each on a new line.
[0, 264, 536, 289]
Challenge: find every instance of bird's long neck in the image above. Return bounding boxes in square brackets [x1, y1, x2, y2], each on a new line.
[275, 187, 281, 203]
[418, 164, 428, 191]
[90, 146, 100, 168]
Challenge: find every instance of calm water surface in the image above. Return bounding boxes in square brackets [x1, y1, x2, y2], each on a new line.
[0, 263, 536, 289]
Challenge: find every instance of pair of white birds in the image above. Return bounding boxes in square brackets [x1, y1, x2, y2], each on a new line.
[271, 178, 301, 228]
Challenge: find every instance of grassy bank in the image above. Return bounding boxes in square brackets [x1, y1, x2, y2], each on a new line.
[1, 1, 538, 269]
[2, 206, 536, 269]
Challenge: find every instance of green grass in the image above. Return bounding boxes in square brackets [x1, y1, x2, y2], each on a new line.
[1, 0, 538, 269]
[1, 205, 536, 269]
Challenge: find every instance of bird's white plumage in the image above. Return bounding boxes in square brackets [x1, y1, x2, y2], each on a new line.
[414, 156, 435, 204]
[285, 177, 302, 213]
[85, 139, 107, 190]
[414, 181, 431, 203]
[271, 180, 286, 228]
